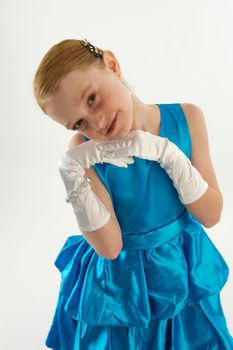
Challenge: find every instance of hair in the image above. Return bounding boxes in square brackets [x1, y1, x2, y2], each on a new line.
[32, 39, 133, 115]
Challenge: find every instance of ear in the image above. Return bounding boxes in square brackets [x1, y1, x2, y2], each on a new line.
[102, 50, 121, 78]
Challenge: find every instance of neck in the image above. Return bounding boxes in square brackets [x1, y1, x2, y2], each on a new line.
[130, 93, 160, 135]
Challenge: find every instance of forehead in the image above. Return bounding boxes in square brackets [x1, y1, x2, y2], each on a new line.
[59, 67, 98, 92]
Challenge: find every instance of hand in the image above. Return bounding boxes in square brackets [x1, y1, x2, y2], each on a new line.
[58, 138, 135, 201]
[96, 129, 168, 162]
[57, 138, 135, 232]
[63, 138, 135, 171]
[96, 129, 208, 205]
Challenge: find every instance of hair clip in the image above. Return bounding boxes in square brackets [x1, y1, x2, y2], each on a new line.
[80, 38, 103, 58]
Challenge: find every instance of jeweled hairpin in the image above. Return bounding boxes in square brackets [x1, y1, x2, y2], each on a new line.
[80, 38, 103, 58]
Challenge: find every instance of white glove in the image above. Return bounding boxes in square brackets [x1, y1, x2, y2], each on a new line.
[97, 129, 208, 205]
[58, 139, 134, 231]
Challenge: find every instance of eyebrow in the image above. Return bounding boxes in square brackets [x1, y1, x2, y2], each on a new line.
[65, 83, 91, 130]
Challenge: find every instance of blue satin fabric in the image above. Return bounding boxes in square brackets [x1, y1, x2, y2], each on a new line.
[45, 103, 233, 349]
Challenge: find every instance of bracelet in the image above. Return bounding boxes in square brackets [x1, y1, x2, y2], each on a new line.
[65, 177, 92, 203]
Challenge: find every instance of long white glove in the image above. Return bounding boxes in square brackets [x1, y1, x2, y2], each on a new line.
[58, 139, 134, 231]
[97, 129, 208, 205]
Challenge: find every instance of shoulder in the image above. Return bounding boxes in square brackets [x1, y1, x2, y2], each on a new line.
[179, 103, 210, 152]
[179, 103, 205, 131]
[179, 103, 208, 154]
[179, 103, 223, 199]
[68, 132, 86, 150]
[179, 103, 208, 146]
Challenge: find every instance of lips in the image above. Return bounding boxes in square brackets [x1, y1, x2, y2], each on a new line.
[107, 115, 117, 134]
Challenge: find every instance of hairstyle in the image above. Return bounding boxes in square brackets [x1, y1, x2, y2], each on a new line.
[32, 39, 133, 115]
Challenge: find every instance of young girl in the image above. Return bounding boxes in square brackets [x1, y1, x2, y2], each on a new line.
[33, 38, 233, 349]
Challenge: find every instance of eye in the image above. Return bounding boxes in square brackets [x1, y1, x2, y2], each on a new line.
[73, 119, 83, 130]
[73, 93, 96, 130]
[88, 92, 96, 106]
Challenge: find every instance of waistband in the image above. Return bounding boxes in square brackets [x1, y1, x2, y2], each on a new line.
[122, 209, 191, 250]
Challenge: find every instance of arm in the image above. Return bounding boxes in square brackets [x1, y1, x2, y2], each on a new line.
[67, 133, 123, 259]
[180, 103, 223, 228]
[97, 105, 223, 229]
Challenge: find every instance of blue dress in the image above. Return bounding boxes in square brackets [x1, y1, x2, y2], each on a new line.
[45, 103, 233, 349]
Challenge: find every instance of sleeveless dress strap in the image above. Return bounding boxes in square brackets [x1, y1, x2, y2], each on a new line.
[157, 103, 192, 160]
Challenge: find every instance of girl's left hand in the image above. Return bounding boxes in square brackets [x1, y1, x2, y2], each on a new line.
[97, 129, 168, 162]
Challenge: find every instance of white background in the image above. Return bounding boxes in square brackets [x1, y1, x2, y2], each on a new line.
[0, 0, 232, 348]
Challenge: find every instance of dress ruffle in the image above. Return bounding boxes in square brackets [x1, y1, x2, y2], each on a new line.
[45, 210, 230, 348]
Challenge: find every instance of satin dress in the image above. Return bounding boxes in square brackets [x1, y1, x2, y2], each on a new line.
[45, 103, 233, 349]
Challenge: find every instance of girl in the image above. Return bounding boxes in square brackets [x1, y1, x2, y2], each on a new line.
[33, 38, 233, 349]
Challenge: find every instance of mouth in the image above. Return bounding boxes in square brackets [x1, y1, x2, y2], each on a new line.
[106, 114, 118, 135]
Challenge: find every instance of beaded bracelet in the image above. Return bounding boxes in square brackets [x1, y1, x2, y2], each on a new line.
[65, 176, 92, 203]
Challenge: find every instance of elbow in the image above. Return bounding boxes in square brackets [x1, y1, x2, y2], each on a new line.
[107, 249, 123, 260]
[102, 245, 123, 260]
[188, 190, 224, 228]
[203, 211, 222, 228]
[107, 253, 121, 260]
[203, 195, 223, 228]
[203, 218, 219, 228]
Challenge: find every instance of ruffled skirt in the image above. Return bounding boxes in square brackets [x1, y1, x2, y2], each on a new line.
[45, 210, 233, 349]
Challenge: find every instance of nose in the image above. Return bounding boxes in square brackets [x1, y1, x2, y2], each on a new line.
[93, 114, 107, 132]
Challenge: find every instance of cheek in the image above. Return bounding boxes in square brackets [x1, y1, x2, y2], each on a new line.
[101, 83, 126, 109]
[97, 84, 132, 124]
[101, 90, 116, 110]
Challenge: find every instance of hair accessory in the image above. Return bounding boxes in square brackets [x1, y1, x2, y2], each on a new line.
[80, 38, 103, 59]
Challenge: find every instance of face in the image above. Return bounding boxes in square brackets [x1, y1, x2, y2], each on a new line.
[44, 51, 134, 141]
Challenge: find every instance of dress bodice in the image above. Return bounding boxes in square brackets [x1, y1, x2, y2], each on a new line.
[83, 103, 192, 235]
